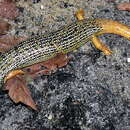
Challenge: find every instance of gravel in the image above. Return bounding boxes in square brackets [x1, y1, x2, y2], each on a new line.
[0, 0, 130, 130]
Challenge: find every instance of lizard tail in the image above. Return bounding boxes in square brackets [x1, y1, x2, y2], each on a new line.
[96, 19, 130, 40]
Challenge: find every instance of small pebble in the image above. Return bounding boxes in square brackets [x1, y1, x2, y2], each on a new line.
[48, 114, 53, 120]
[127, 58, 130, 62]
[40, 5, 44, 10]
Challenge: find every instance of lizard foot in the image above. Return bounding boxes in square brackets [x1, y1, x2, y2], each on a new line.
[91, 35, 112, 55]
[75, 8, 85, 20]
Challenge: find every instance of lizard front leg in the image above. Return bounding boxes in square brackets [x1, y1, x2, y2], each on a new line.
[75, 9, 112, 55]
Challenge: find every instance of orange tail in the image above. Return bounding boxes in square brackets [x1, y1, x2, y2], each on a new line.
[96, 19, 130, 40]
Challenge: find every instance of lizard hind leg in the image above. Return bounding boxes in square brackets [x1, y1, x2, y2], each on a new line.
[91, 35, 112, 55]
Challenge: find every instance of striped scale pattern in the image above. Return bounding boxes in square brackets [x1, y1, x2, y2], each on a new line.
[0, 18, 102, 87]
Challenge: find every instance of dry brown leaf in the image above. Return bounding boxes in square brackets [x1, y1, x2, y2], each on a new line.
[23, 53, 70, 78]
[4, 74, 37, 110]
[0, 0, 15, 3]
[0, 1, 19, 19]
[0, 19, 11, 35]
[2, 0, 15, 3]
[0, 35, 27, 52]
[117, 2, 130, 11]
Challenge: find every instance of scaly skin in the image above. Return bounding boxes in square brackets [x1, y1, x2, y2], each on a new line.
[0, 18, 130, 88]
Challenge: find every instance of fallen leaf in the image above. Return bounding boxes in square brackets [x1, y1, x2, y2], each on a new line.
[23, 53, 70, 78]
[2, 0, 15, 3]
[4, 74, 37, 110]
[0, 1, 19, 19]
[0, 35, 27, 52]
[117, 2, 130, 11]
[0, 19, 11, 35]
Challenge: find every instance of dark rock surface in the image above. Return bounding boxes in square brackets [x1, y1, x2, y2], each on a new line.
[0, 0, 130, 130]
